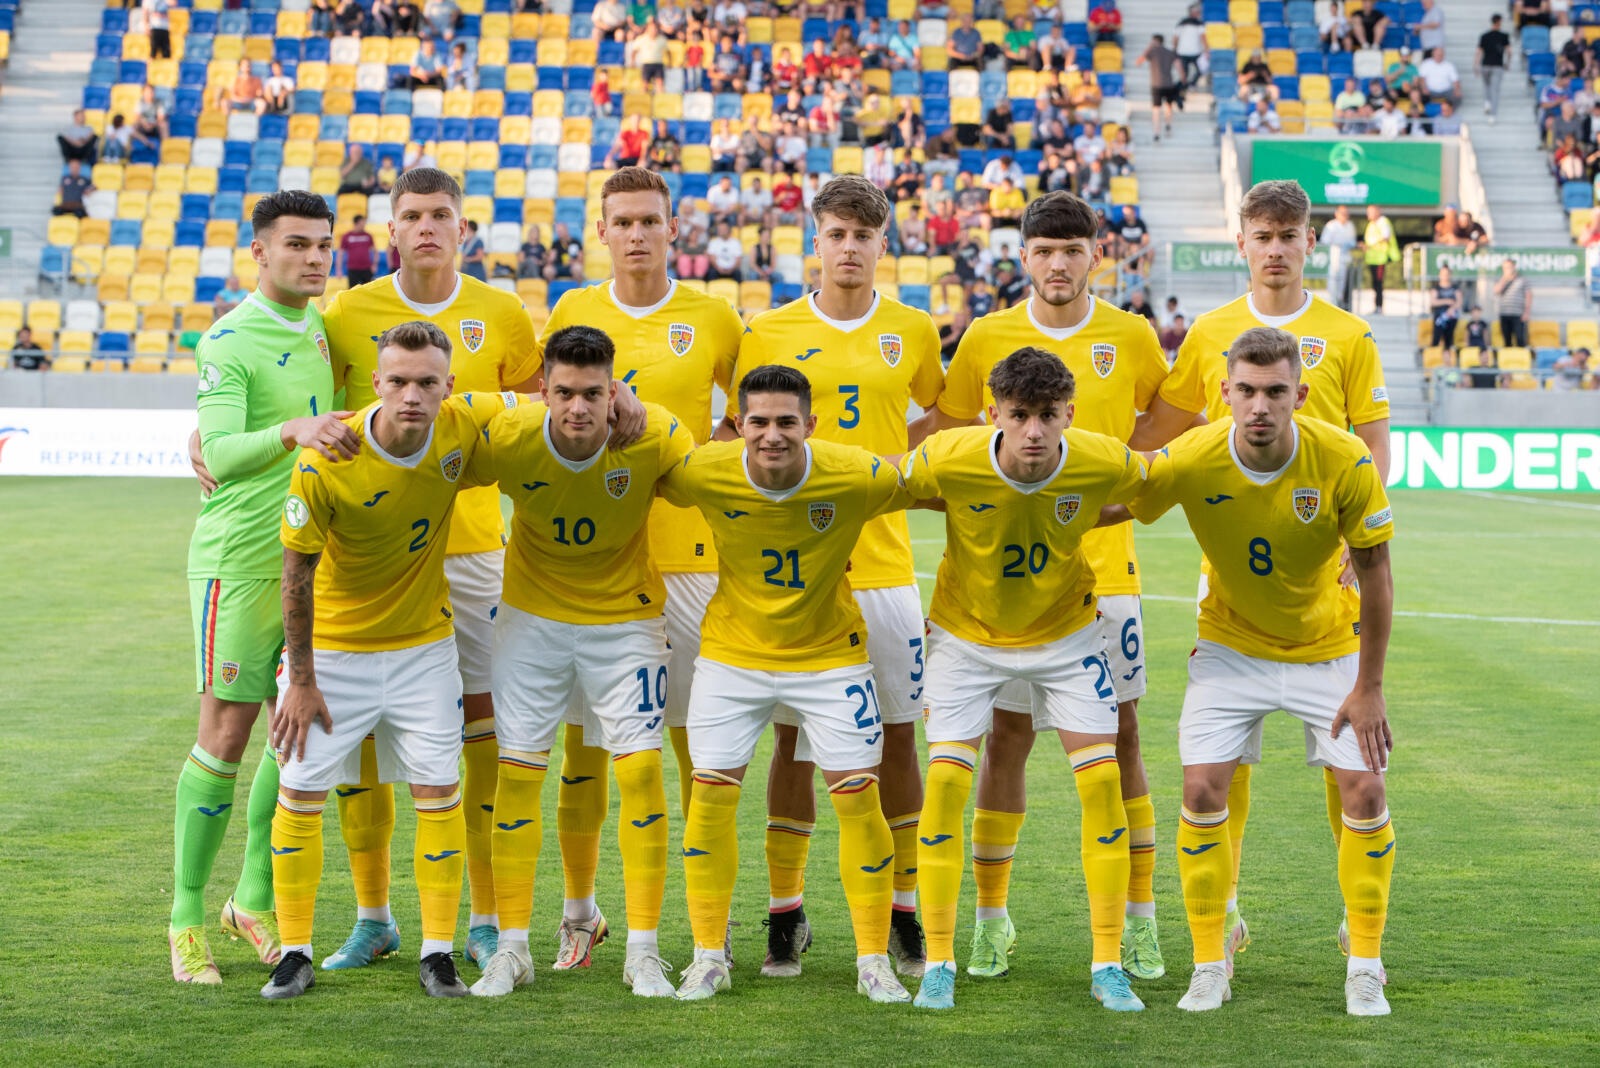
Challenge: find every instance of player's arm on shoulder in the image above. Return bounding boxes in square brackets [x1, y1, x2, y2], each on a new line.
[934, 327, 987, 429]
[864, 449, 915, 518]
[1128, 395, 1205, 451]
[273, 546, 332, 761]
[501, 301, 544, 393]
[656, 444, 700, 508]
[607, 379, 648, 447]
[657, 408, 697, 479]
[717, 325, 759, 439]
[1352, 418, 1391, 485]
[897, 441, 946, 510]
[1124, 445, 1179, 524]
[1133, 331, 1207, 450]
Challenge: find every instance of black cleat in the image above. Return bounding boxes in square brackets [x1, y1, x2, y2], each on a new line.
[420, 951, 469, 997]
[888, 909, 927, 978]
[260, 950, 315, 1000]
[760, 907, 814, 978]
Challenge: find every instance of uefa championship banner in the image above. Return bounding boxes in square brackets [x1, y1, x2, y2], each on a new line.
[0, 408, 195, 477]
[1418, 244, 1585, 280]
[1251, 140, 1443, 206]
[1171, 241, 1331, 273]
[1387, 428, 1600, 491]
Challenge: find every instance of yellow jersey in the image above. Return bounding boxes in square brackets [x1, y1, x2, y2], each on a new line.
[1160, 291, 1391, 429]
[939, 297, 1168, 596]
[903, 426, 1146, 647]
[321, 272, 541, 556]
[533, 280, 744, 574]
[464, 400, 694, 625]
[660, 437, 912, 671]
[280, 392, 509, 653]
[1129, 417, 1395, 663]
[730, 292, 944, 589]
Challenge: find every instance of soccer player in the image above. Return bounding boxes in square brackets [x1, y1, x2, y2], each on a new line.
[170, 190, 353, 984]
[463, 325, 692, 999]
[261, 321, 511, 1000]
[932, 191, 1174, 981]
[726, 174, 944, 980]
[662, 365, 914, 1003]
[905, 348, 1149, 1012]
[530, 167, 744, 971]
[1119, 326, 1396, 1016]
[1130, 179, 1392, 967]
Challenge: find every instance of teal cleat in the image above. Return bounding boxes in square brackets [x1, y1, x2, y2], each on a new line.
[965, 916, 1017, 978]
[466, 924, 498, 969]
[913, 962, 957, 1010]
[321, 918, 401, 970]
[1090, 965, 1146, 1012]
[1121, 915, 1166, 980]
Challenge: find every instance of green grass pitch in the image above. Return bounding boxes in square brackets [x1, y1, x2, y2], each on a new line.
[2, 478, 1597, 1065]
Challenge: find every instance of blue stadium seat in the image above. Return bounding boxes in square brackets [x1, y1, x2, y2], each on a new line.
[375, 142, 405, 167]
[590, 144, 610, 168]
[129, 140, 160, 165]
[254, 140, 285, 167]
[82, 85, 111, 111]
[1262, 26, 1290, 49]
[100, 8, 128, 33]
[924, 98, 950, 127]
[247, 11, 276, 35]
[802, 17, 829, 42]
[681, 173, 709, 199]
[592, 116, 620, 144]
[1290, 24, 1320, 50]
[440, 117, 470, 141]
[1063, 22, 1089, 46]
[1287, 0, 1315, 23]
[95, 34, 121, 60]
[213, 192, 244, 221]
[184, 35, 213, 62]
[1259, 1, 1284, 24]
[478, 66, 507, 91]
[179, 61, 208, 89]
[175, 220, 207, 246]
[661, 171, 683, 203]
[865, 0, 888, 17]
[194, 277, 225, 303]
[1528, 52, 1556, 78]
[189, 10, 217, 34]
[353, 91, 382, 115]
[304, 36, 330, 63]
[183, 194, 214, 223]
[1099, 72, 1124, 96]
[528, 144, 558, 170]
[1296, 50, 1324, 74]
[224, 140, 254, 167]
[97, 331, 130, 355]
[773, 282, 802, 305]
[900, 284, 930, 310]
[1273, 76, 1299, 100]
[1202, 0, 1228, 20]
[548, 280, 578, 304]
[683, 120, 711, 144]
[387, 64, 409, 87]
[169, 114, 198, 138]
[1211, 73, 1238, 99]
[571, 14, 593, 38]
[714, 94, 743, 119]
[294, 89, 323, 114]
[274, 37, 301, 63]
[1327, 51, 1353, 78]
[1562, 182, 1594, 211]
[565, 67, 592, 91]
[410, 117, 439, 143]
[534, 64, 564, 90]
[806, 146, 833, 173]
[959, 149, 983, 173]
[247, 168, 279, 193]
[597, 39, 625, 65]
[510, 39, 538, 65]
[493, 198, 523, 223]
[110, 219, 143, 245]
[496, 91, 527, 117]
[891, 70, 919, 96]
[464, 171, 495, 197]
[494, 144, 524, 169]
[485, 0, 512, 10]
[88, 58, 119, 86]
[1535, 348, 1566, 369]
[218, 167, 249, 193]
[1016, 149, 1043, 173]
[1012, 98, 1035, 122]
[979, 70, 1006, 103]
[471, 117, 500, 141]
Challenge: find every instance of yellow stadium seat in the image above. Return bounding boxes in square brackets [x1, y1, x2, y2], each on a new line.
[57, 331, 95, 357]
[1093, 44, 1122, 72]
[128, 354, 165, 373]
[142, 302, 177, 332]
[26, 300, 62, 334]
[1007, 70, 1037, 100]
[297, 61, 328, 91]
[556, 171, 587, 198]
[0, 300, 23, 332]
[72, 246, 104, 282]
[566, 38, 596, 67]
[182, 303, 215, 333]
[951, 97, 982, 124]
[480, 13, 510, 38]
[322, 90, 354, 117]
[123, 164, 155, 192]
[1205, 22, 1234, 49]
[163, 274, 196, 303]
[500, 116, 531, 143]
[326, 63, 357, 91]
[288, 114, 321, 142]
[504, 63, 536, 92]
[336, 192, 367, 221]
[533, 89, 564, 118]
[121, 33, 150, 60]
[160, 139, 192, 166]
[97, 274, 131, 302]
[89, 358, 127, 373]
[147, 191, 181, 222]
[53, 356, 89, 373]
[706, 278, 740, 307]
[739, 281, 772, 312]
[1305, 100, 1336, 128]
[464, 141, 498, 170]
[1301, 75, 1331, 102]
[443, 89, 474, 119]
[347, 114, 379, 143]
[1497, 347, 1532, 371]
[186, 167, 219, 195]
[309, 167, 340, 194]
[473, 90, 505, 118]
[921, 44, 947, 70]
[774, 16, 802, 43]
[463, 195, 494, 224]
[154, 164, 188, 193]
[511, 12, 541, 37]
[47, 215, 80, 247]
[243, 37, 272, 63]
[537, 37, 568, 67]
[133, 329, 170, 354]
[1571, 209, 1593, 240]
[494, 169, 526, 199]
[79, 218, 111, 248]
[1109, 176, 1140, 205]
[1267, 49, 1296, 76]
[314, 140, 348, 167]
[516, 277, 548, 306]
[1528, 320, 1562, 349]
[92, 163, 124, 190]
[1566, 319, 1599, 350]
[435, 141, 468, 172]
[1233, 23, 1263, 51]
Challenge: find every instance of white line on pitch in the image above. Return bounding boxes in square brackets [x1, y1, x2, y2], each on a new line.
[1138, 594, 1600, 627]
[1461, 490, 1600, 512]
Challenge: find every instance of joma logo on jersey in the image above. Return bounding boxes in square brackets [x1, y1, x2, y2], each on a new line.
[1091, 343, 1116, 378]
[879, 333, 903, 368]
[1299, 335, 1327, 369]
[668, 322, 695, 356]
[459, 319, 486, 354]
[313, 331, 331, 365]
[440, 448, 463, 483]
[1292, 487, 1320, 523]
[809, 501, 836, 532]
[605, 467, 631, 498]
[1055, 494, 1081, 524]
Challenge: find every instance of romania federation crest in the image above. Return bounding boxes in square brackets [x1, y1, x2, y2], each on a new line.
[220, 661, 240, 686]
[440, 448, 463, 483]
[808, 501, 836, 533]
[879, 333, 903, 368]
[668, 322, 695, 356]
[460, 319, 486, 354]
[605, 466, 632, 499]
[1055, 493, 1082, 524]
[1292, 487, 1320, 523]
[1299, 335, 1326, 369]
[313, 331, 331, 364]
[1091, 343, 1116, 378]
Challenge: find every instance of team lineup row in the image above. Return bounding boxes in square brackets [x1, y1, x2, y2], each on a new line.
[170, 167, 1396, 1017]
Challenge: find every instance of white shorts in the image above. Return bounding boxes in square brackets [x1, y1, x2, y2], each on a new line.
[279, 635, 463, 792]
[663, 571, 717, 730]
[993, 595, 1147, 715]
[687, 658, 884, 773]
[445, 549, 504, 695]
[924, 621, 1120, 744]
[1178, 640, 1371, 772]
[493, 604, 669, 756]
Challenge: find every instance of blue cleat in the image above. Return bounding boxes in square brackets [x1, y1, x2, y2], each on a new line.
[321, 918, 401, 970]
[466, 924, 498, 968]
[913, 962, 957, 1010]
[1090, 965, 1146, 1012]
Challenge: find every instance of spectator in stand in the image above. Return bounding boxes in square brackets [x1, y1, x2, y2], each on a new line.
[333, 0, 366, 36]
[337, 144, 377, 195]
[706, 221, 744, 281]
[1003, 16, 1037, 71]
[1322, 203, 1359, 310]
[409, 38, 446, 88]
[858, 17, 889, 69]
[953, 171, 991, 230]
[656, 0, 686, 37]
[629, 19, 670, 90]
[1138, 34, 1181, 141]
[1335, 77, 1371, 133]
[102, 115, 132, 162]
[1375, 97, 1408, 140]
[143, 0, 172, 59]
[683, 32, 708, 91]
[402, 140, 437, 170]
[1580, 210, 1600, 247]
[1104, 127, 1135, 175]
[1552, 348, 1591, 390]
[1115, 204, 1152, 278]
[341, 216, 377, 285]
[1537, 73, 1575, 135]
[590, 68, 615, 116]
[1351, 0, 1390, 49]
[1036, 23, 1070, 73]
[1418, 47, 1461, 109]
[1548, 100, 1585, 150]
[1040, 150, 1075, 193]
[706, 174, 741, 224]
[1412, 0, 1444, 54]
[967, 279, 995, 318]
[1361, 204, 1398, 313]
[1453, 210, 1488, 252]
[57, 110, 98, 164]
[712, 0, 747, 33]
[1175, 3, 1205, 87]
[892, 98, 925, 151]
[772, 172, 804, 224]
[996, 260, 1028, 308]
[1464, 304, 1490, 351]
[1088, 1, 1122, 45]
[746, 227, 778, 283]
[214, 275, 250, 315]
[548, 222, 583, 280]
[1433, 205, 1463, 244]
[374, 155, 399, 193]
[899, 203, 929, 254]
[1161, 294, 1186, 328]
[1159, 313, 1187, 360]
[989, 177, 1025, 228]
[51, 160, 93, 219]
[1319, 4, 1354, 52]
[983, 98, 1016, 150]
[460, 220, 487, 282]
[710, 37, 748, 93]
[1384, 47, 1418, 95]
[1429, 266, 1462, 349]
[393, 1, 423, 35]
[1073, 120, 1106, 164]
[741, 176, 773, 224]
[1120, 288, 1157, 323]
[676, 220, 710, 280]
[261, 61, 295, 113]
[1247, 97, 1282, 134]
[1493, 258, 1531, 346]
[1516, 0, 1553, 30]
[309, 0, 334, 35]
[803, 37, 835, 86]
[608, 114, 649, 168]
[808, 90, 841, 148]
[1433, 101, 1462, 136]
[592, 0, 628, 40]
[1476, 13, 1510, 125]
[370, 0, 398, 33]
[775, 120, 807, 172]
[446, 42, 477, 91]
[216, 59, 266, 114]
[736, 116, 773, 173]
[888, 20, 920, 69]
[1238, 49, 1277, 100]
[928, 199, 962, 254]
[948, 15, 984, 70]
[1553, 133, 1588, 181]
[1466, 347, 1499, 389]
[423, 0, 462, 40]
[862, 142, 893, 189]
[979, 153, 1023, 191]
[891, 152, 923, 202]
[1080, 157, 1109, 200]
[10, 327, 49, 371]
[699, 120, 735, 174]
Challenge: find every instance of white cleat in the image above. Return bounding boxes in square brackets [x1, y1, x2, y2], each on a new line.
[1177, 966, 1232, 1012]
[469, 945, 533, 997]
[624, 948, 677, 998]
[1337, 916, 1388, 985]
[856, 954, 913, 1004]
[552, 909, 609, 970]
[675, 956, 732, 1001]
[1346, 969, 1391, 1016]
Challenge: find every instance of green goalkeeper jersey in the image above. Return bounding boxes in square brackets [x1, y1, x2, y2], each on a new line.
[187, 291, 337, 579]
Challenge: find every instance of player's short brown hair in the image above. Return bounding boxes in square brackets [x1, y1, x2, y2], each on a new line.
[810, 173, 891, 231]
[1020, 190, 1098, 243]
[1238, 179, 1311, 229]
[390, 166, 463, 211]
[1226, 326, 1301, 378]
[739, 364, 812, 416]
[250, 190, 335, 237]
[544, 324, 615, 373]
[601, 166, 673, 219]
[377, 320, 452, 361]
[988, 347, 1076, 408]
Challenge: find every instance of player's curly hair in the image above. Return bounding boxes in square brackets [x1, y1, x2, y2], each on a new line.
[376, 320, 452, 360]
[1020, 191, 1099, 243]
[1226, 326, 1301, 378]
[988, 347, 1076, 409]
[601, 166, 673, 220]
[249, 190, 334, 236]
[738, 364, 812, 415]
[544, 325, 616, 372]
[1239, 179, 1311, 229]
[390, 166, 463, 210]
[810, 173, 891, 231]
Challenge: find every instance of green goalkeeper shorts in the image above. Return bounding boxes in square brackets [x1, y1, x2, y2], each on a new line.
[191, 577, 283, 703]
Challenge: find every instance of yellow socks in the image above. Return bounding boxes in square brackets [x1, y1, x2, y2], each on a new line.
[1324, 767, 1345, 845]
[490, 749, 549, 936]
[668, 726, 694, 818]
[1177, 806, 1231, 965]
[919, 742, 977, 964]
[887, 811, 921, 913]
[828, 775, 894, 959]
[413, 791, 466, 948]
[1069, 745, 1129, 966]
[1226, 764, 1251, 904]
[765, 816, 814, 910]
[613, 750, 668, 935]
[683, 770, 741, 954]
[1338, 808, 1395, 960]
[461, 716, 499, 924]
[556, 723, 609, 912]
[1123, 792, 1157, 916]
[971, 807, 1025, 914]
[272, 793, 325, 953]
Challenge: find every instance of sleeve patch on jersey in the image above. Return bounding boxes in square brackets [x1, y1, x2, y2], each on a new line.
[284, 495, 309, 529]
[314, 332, 331, 364]
[198, 363, 221, 394]
[1371, 386, 1388, 403]
[501, 390, 518, 408]
[1363, 507, 1393, 530]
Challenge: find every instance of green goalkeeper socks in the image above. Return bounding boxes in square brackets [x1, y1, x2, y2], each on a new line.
[232, 745, 280, 914]
[171, 744, 240, 929]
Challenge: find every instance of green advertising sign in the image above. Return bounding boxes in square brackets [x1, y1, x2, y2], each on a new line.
[1171, 241, 1330, 273]
[0, 227, 12, 258]
[1251, 140, 1443, 206]
[1418, 245, 1584, 279]
[1387, 428, 1600, 491]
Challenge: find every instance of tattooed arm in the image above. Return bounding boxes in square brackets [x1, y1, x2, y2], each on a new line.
[272, 547, 332, 760]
